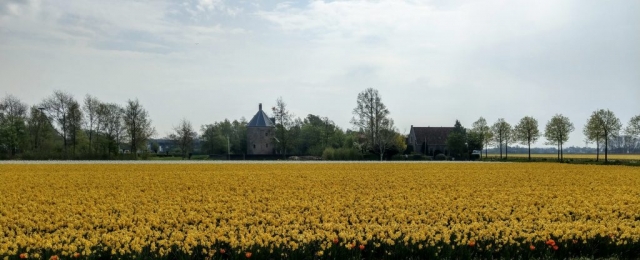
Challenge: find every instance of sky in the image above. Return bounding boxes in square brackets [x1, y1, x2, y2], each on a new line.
[1, 0, 638, 147]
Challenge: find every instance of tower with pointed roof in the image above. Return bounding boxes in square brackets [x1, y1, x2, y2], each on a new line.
[247, 103, 276, 155]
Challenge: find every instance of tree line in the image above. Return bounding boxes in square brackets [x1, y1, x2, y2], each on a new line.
[166, 88, 405, 160]
[1, 89, 638, 161]
[0, 91, 154, 159]
[449, 111, 640, 162]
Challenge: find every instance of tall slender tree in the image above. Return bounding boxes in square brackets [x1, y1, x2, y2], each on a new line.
[43, 90, 75, 156]
[83, 95, 100, 153]
[491, 118, 511, 159]
[65, 100, 83, 156]
[544, 114, 574, 161]
[351, 88, 392, 161]
[272, 97, 293, 158]
[377, 118, 397, 161]
[584, 112, 605, 161]
[99, 103, 124, 156]
[514, 116, 540, 161]
[123, 99, 155, 158]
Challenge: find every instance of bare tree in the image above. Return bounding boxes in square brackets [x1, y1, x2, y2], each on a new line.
[83, 95, 100, 153]
[99, 103, 124, 156]
[472, 117, 493, 158]
[169, 118, 197, 159]
[272, 97, 293, 158]
[351, 88, 390, 161]
[491, 118, 511, 159]
[43, 90, 75, 156]
[514, 116, 540, 161]
[65, 100, 83, 156]
[123, 99, 154, 158]
[377, 118, 397, 161]
[544, 114, 574, 161]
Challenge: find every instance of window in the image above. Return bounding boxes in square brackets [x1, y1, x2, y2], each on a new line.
[266, 144, 268, 148]
[265, 132, 268, 136]
[253, 144, 256, 149]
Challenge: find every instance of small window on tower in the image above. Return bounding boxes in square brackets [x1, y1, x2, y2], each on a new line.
[253, 144, 256, 149]
[266, 144, 268, 148]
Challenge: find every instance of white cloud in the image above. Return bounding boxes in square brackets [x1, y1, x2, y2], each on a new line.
[0, 0, 638, 147]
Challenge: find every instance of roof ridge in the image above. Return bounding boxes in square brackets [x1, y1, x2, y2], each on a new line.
[247, 103, 274, 127]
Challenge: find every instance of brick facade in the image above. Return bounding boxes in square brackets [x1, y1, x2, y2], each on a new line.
[247, 127, 274, 155]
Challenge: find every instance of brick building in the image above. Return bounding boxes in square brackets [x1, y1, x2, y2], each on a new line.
[407, 125, 454, 156]
[247, 103, 276, 155]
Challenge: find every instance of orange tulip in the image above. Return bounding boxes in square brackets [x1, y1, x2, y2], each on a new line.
[19, 253, 27, 259]
[552, 245, 559, 251]
[333, 238, 339, 245]
[220, 249, 226, 254]
[468, 240, 476, 247]
[529, 244, 535, 251]
[245, 252, 252, 258]
[359, 244, 365, 251]
[546, 239, 555, 246]
[73, 252, 81, 258]
[50, 255, 59, 260]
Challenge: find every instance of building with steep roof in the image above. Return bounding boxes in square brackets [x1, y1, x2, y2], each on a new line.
[247, 103, 276, 155]
[407, 125, 454, 156]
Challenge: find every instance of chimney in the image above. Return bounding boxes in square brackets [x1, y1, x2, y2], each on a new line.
[259, 103, 262, 111]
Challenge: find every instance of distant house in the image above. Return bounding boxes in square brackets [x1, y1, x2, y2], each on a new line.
[148, 138, 201, 154]
[148, 139, 175, 154]
[247, 103, 276, 155]
[407, 125, 454, 156]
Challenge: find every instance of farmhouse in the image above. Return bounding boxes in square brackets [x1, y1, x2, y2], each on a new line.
[407, 125, 454, 156]
[247, 103, 276, 155]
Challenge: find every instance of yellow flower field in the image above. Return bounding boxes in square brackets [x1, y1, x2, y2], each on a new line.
[0, 163, 639, 259]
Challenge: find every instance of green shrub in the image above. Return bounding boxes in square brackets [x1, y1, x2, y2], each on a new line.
[323, 148, 362, 160]
[391, 154, 406, 160]
[434, 154, 447, 161]
[391, 154, 431, 161]
[322, 148, 335, 160]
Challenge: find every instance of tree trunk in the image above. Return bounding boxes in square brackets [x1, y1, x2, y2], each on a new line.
[604, 132, 608, 163]
[89, 130, 93, 154]
[596, 140, 599, 162]
[505, 140, 508, 160]
[528, 141, 531, 161]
